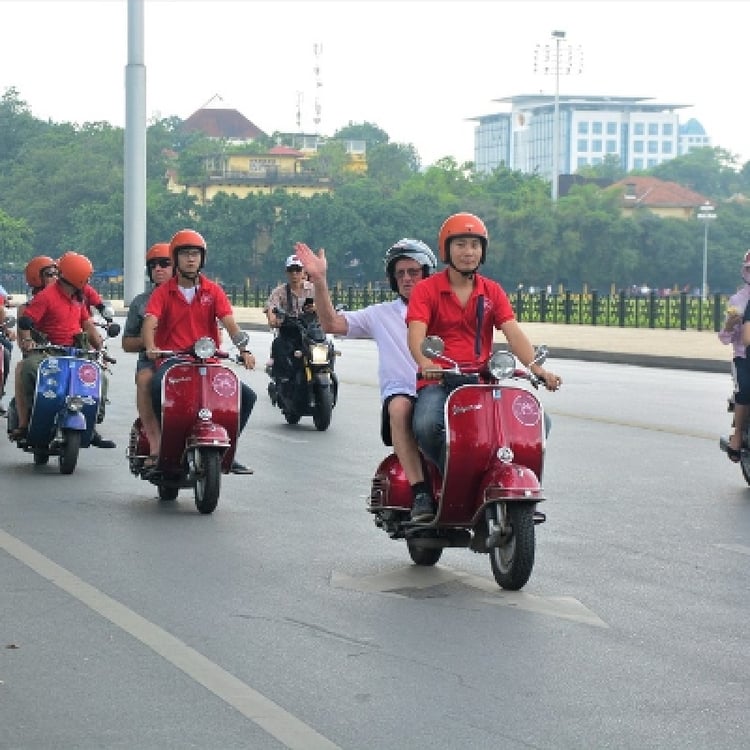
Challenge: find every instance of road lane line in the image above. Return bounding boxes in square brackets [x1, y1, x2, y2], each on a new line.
[0, 528, 341, 750]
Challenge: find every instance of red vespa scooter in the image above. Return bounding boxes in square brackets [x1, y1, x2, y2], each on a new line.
[127, 336, 243, 514]
[369, 337, 551, 590]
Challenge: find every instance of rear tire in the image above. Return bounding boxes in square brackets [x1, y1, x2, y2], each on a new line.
[158, 484, 179, 501]
[58, 430, 81, 475]
[194, 449, 221, 514]
[407, 541, 443, 566]
[33, 450, 50, 466]
[741, 423, 750, 485]
[489, 503, 535, 591]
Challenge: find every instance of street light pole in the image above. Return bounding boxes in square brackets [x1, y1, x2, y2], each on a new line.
[697, 201, 716, 300]
[551, 30, 565, 203]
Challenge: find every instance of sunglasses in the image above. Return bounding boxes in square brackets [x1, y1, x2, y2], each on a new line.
[42, 269, 59, 278]
[394, 268, 422, 280]
[287, 267, 303, 273]
[147, 258, 172, 269]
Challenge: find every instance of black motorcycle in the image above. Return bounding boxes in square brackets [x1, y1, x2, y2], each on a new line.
[266, 306, 339, 430]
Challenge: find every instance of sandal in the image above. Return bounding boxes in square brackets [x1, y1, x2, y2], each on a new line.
[727, 446, 742, 463]
[9, 426, 28, 441]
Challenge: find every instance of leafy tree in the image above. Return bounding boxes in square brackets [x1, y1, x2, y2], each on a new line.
[0, 208, 34, 269]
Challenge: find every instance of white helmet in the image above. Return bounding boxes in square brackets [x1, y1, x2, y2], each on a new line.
[285, 254, 303, 269]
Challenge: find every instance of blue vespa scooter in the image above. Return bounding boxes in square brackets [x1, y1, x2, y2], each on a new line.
[7, 319, 119, 474]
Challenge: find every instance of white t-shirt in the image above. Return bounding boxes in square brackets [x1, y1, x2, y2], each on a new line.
[344, 298, 416, 401]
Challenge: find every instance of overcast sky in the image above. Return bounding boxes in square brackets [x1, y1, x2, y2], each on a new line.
[1, 0, 747, 166]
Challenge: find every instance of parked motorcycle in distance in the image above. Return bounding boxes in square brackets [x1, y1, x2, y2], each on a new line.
[266, 304, 339, 431]
[6, 316, 119, 474]
[369, 337, 551, 591]
[127, 336, 245, 514]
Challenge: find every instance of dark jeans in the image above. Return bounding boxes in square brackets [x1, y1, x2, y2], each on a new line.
[151, 358, 256, 434]
[1, 336, 10, 392]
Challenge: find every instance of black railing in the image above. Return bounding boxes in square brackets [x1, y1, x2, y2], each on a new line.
[2, 274, 731, 333]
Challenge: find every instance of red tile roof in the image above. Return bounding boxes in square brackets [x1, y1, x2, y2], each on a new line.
[610, 176, 711, 208]
[181, 108, 267, 140]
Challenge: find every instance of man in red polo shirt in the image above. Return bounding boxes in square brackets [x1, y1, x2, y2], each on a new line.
[406, 212, 562, 522]
[141, 229, 256, 474]
[12, 252, 106, 440]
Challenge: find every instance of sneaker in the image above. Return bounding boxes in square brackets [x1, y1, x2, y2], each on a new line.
[410, 491, 435, 523]
[91, 430, 116, 449]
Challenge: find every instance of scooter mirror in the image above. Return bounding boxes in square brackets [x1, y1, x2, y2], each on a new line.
[101, 304, 115, 321]
[106, 322, 121, 337]
[422, 336, 444, 358]
[533, 345, 549, 365]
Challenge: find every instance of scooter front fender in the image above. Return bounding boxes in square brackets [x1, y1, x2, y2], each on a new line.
[60, 410, 87, 432]
[474, 461, 544, 523]
[185, 421, 231, 450]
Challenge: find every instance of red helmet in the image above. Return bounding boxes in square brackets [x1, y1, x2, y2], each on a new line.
[169, 229, 206, 270]
[57, 251, 93, 291]
[438, 212, 489, 265]
[25, 255, 57, 289]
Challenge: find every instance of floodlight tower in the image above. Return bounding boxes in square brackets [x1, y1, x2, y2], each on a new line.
[534, 31, 583, 202]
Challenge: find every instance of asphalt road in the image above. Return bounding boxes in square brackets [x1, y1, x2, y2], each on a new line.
[1, 327, 748, 749]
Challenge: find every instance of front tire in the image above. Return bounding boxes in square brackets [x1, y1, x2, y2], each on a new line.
[58, 429, 81, 475]
[489, 503, 535, 591]
[194, 449, 221, 514]
[312, 384, 333, 431]
[407, 541, 443, 566]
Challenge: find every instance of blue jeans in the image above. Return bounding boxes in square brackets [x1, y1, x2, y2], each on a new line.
[412, 384, 448, 474]
[413, 383, 553, 476]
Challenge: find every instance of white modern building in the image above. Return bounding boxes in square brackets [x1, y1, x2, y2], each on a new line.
[471, 94, 711, 177]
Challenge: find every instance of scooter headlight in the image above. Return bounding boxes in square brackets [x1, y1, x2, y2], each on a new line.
[489, 350, 516, 380]
[310, 343, 329, 365]
[194, 337, 216, 360]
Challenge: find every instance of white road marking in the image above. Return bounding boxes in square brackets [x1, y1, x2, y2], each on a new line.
[331, 567, 608, 628]
[0, 528, 341, 750]
[716, 543, 750, 556]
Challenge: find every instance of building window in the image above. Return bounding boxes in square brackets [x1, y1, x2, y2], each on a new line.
[634, 140, 644, 153]
[648, 123, 659, 136]
[634, 122, 645, 136]
[662, 141, 673, 154]
[634, 158, 644, 169]
[592, 121, 602, 135]
[591, 140, 602, 153]
[606, 122, 617, 135]
[578, 122, 589, 134]
[662, 123, 673, 136]
[647, 158, 657, 167]
[606, 140, 617, 153]
[577, 138, 588, 152]
[577, 156, 588, 168]
[647, 141, 658, 153]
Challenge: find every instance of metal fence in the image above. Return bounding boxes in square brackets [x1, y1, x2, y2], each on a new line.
[4, 274, 731, 333]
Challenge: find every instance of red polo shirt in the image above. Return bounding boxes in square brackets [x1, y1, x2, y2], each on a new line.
[406, 268, 515, 379]
[144, 275, 233, 351]
[23, 281, 90, 346]
[83, 284, 103, 309]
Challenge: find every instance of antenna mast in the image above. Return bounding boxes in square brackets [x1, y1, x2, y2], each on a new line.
[313, 42, 323, 133]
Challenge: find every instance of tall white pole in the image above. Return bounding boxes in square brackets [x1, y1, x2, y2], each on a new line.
[551, 31, 564, 203]
[697, 202, 716, 300]
[124, 0, 147, 305]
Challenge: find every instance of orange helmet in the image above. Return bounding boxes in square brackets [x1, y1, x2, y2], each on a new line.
[437, 212, 489, 265]
[169, 229, 206, 270]
[57, 251, 93, 291]
[25, 256, 57, 289]
[146, 242, 171, 263]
